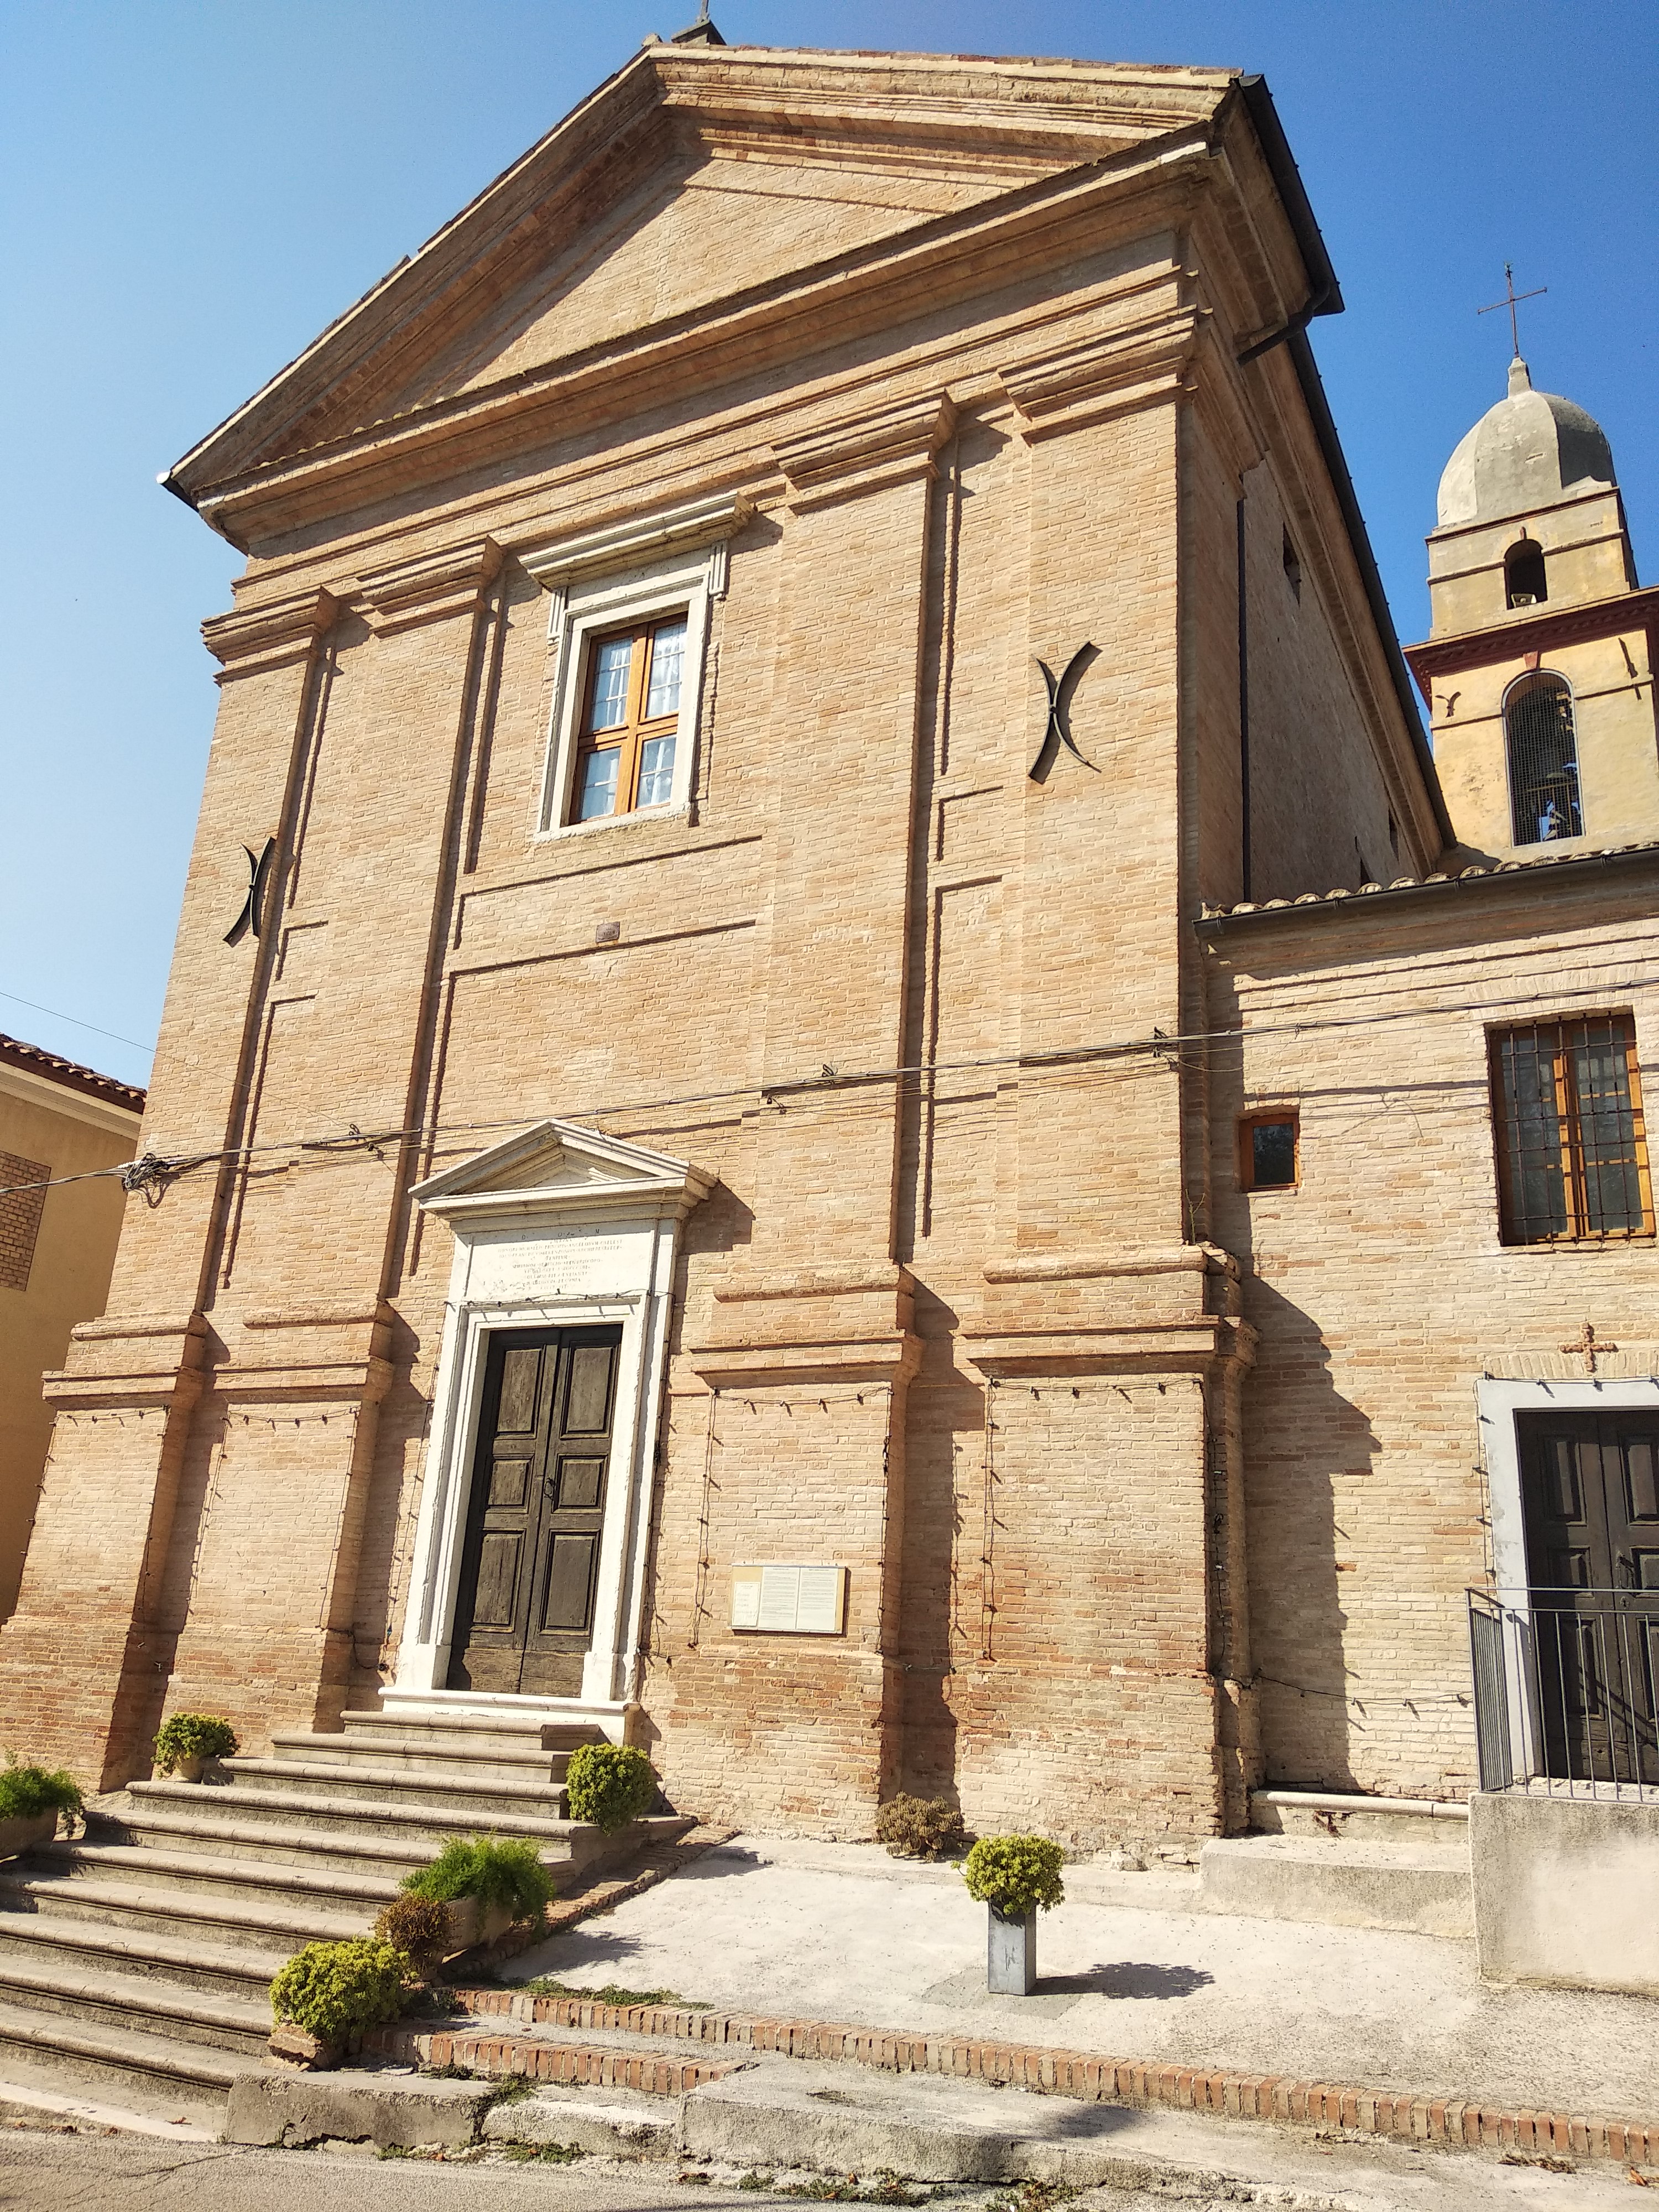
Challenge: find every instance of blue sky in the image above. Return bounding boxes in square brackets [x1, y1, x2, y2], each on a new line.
[2, 1, 1654, 1092]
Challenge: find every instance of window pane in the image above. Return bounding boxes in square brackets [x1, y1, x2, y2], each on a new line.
[576, 747, 619, 821]
[1570, 1024, 1646, 1233]
[644, 620, 686, 721]
[637, 734, 676, 808]
[1250, 1120, 1296, 1188]
[586, 636, 634, 733]
[1495, 1029, 1570, 1240]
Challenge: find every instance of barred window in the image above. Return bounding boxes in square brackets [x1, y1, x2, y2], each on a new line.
[1504, 672, 1581, 846]
[1490, 1016, 1653, 1245]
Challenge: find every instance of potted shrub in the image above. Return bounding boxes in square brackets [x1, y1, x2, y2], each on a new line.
[399, 1834, 557, 1949]
[372, 1891, 455, 1983]
[963, 1833, 1066, 1996]
[268, 1937, 410, 2069]
[0, 1762, 82, 1859]
[153, 1713, 239, 1783]
[874, 1793, 967, 1861]
[563, 1742, 657, 1833]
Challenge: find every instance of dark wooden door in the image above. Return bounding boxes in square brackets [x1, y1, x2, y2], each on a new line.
[1517, 1411, 1659, 1783]
[447, 1325, 622, 1697]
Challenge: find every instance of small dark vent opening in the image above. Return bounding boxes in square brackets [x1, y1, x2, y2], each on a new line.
[1282, 530, 1302, 601]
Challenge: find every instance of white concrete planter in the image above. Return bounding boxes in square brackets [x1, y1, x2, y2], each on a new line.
[442, 1896, 515, 1953]
[169, 1755, 208, 1783]
[0, 1812, 58, 1860]
[986, 1906, 1037, 1995]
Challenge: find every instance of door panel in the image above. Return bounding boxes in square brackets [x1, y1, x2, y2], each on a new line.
[447, 1325, 622, 1697]
[1517, 1412, 1659, 1784]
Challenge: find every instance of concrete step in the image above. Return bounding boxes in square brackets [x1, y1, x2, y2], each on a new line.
[1198, 1833, 1474, 1938]
[0, 1992, 249, 2116]
[270, 1729, 571, 1785]
[0, 1909, 285, 2004]
[25, 1837, 403, 1917]
[349, 1708, 608, 1755]
[124, 1777, 581, 1854]
[0, 1869, 371, 1953]
[97, 1801, 445, 1882]
[0, 1953, 271, 2058]
[1249, 1787, 1471, 1842]
[221, 1756, 570, 1822]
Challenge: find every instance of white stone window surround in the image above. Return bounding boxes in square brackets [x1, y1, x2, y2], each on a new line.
[394, 1121, 712, 1729]
[1475, 1373, 1659, 1782]
[523, 494, 750, 842]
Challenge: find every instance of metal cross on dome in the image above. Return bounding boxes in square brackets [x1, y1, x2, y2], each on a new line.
[1478, 263, 1547, 358]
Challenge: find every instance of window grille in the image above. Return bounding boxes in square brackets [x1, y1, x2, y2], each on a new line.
[1489, 1015, 1653, 1245]
[1504, 673, 1581, 845]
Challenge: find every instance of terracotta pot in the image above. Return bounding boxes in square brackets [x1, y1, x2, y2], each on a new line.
[0, 1812, 58, 1860]
[268, 2020, 341, 2070]
[170, 1755, 208, 1783]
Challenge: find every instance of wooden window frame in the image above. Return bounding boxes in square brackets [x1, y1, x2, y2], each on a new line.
[1490, 1014, 1655, 1246]
[571, 615, 685, 825]
[1238, 1108, 1299, 1193]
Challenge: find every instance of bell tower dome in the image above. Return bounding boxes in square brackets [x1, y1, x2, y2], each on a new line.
[1406, 357, 1658, 861]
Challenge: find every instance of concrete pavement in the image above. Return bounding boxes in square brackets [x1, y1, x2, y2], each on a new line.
[503, 1835, 1659, 2121]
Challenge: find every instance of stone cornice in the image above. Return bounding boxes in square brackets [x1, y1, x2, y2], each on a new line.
[770, 392, 956, 508]
[1403, 585, 1659, 705]
[201, 586, 337, 679]
[183, 139, 1214, 546]
[999, 296, 1204, 440]
[358, 536, 502, 635]
[520, 493, 754, 592]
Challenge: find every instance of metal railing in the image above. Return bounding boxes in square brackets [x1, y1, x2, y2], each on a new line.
[1468, 1587, 1659, 1799]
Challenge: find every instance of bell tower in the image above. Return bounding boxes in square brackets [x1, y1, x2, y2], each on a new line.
[1405, 353, 1659, 860]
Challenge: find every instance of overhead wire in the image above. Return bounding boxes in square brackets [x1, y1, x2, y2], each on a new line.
[1, 957, 1655, 1202]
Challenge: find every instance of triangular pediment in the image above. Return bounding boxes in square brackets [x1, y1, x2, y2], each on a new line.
[166, 45, 1237, 508]
[411, 1119, 713, 1226]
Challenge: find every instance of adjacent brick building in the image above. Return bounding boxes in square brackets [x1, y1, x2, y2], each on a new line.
[2, 33, 1651, 1850]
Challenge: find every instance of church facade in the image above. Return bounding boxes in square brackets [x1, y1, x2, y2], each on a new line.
[4, 34, 1652, 1853]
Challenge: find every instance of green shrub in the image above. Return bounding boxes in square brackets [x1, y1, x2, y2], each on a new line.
[962, 1834, 1065, 1919]
[153, 1713, 239, 1771]
[0, 1761, 82, 1822]
[373, 1891, 453, 1977]
[401, 1835, 556, 1922]
[874, 1794, 966, 1861]
[269, 1939, 410, 2041]
[563, 1743, 656, 1832]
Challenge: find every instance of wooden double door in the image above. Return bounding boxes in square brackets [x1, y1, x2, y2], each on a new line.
[447, 1326, 622, 1698]
[1517, 1410, 1659, 1785]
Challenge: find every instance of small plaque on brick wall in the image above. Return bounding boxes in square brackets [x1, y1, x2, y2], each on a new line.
[731, 1563, 847, 1635]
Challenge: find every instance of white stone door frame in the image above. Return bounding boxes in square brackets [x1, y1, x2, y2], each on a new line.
[391, 1120, 711, 1731]
[1475, 1373, 1659, 1788]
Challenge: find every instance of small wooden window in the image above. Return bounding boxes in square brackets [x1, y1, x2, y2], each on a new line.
[1239, 1110, 1298, 1191]
[1491, 1016, 1653, 1245]
[570, 614, 687, 824]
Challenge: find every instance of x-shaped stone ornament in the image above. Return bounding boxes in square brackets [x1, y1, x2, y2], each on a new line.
[1029, 643, 1098, 780]
[225, 838, 276, 947]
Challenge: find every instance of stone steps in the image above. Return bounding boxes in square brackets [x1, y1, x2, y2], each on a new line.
[28, 1837, 401, 1916]
[1198, 1831, 1474, 1938]
[0, 1993, 248, 2109]
[0, 1704, 679, 2124]
[124, 1777, 583, 1854]
[0, 1952, 270, 2057]
[270, 1729, 573, 1786]
[222, 1756, 571, 1822]
[0, 1869, 370, 1953]
[0, 1909, 285, 2003]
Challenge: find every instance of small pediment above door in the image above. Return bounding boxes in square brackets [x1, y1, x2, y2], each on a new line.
[411, 1119, 713, 1228]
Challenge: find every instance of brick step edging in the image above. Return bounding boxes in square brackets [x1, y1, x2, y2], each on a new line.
[364, 2023, 733, 2095]
[440, 1988, 1659, 2169]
